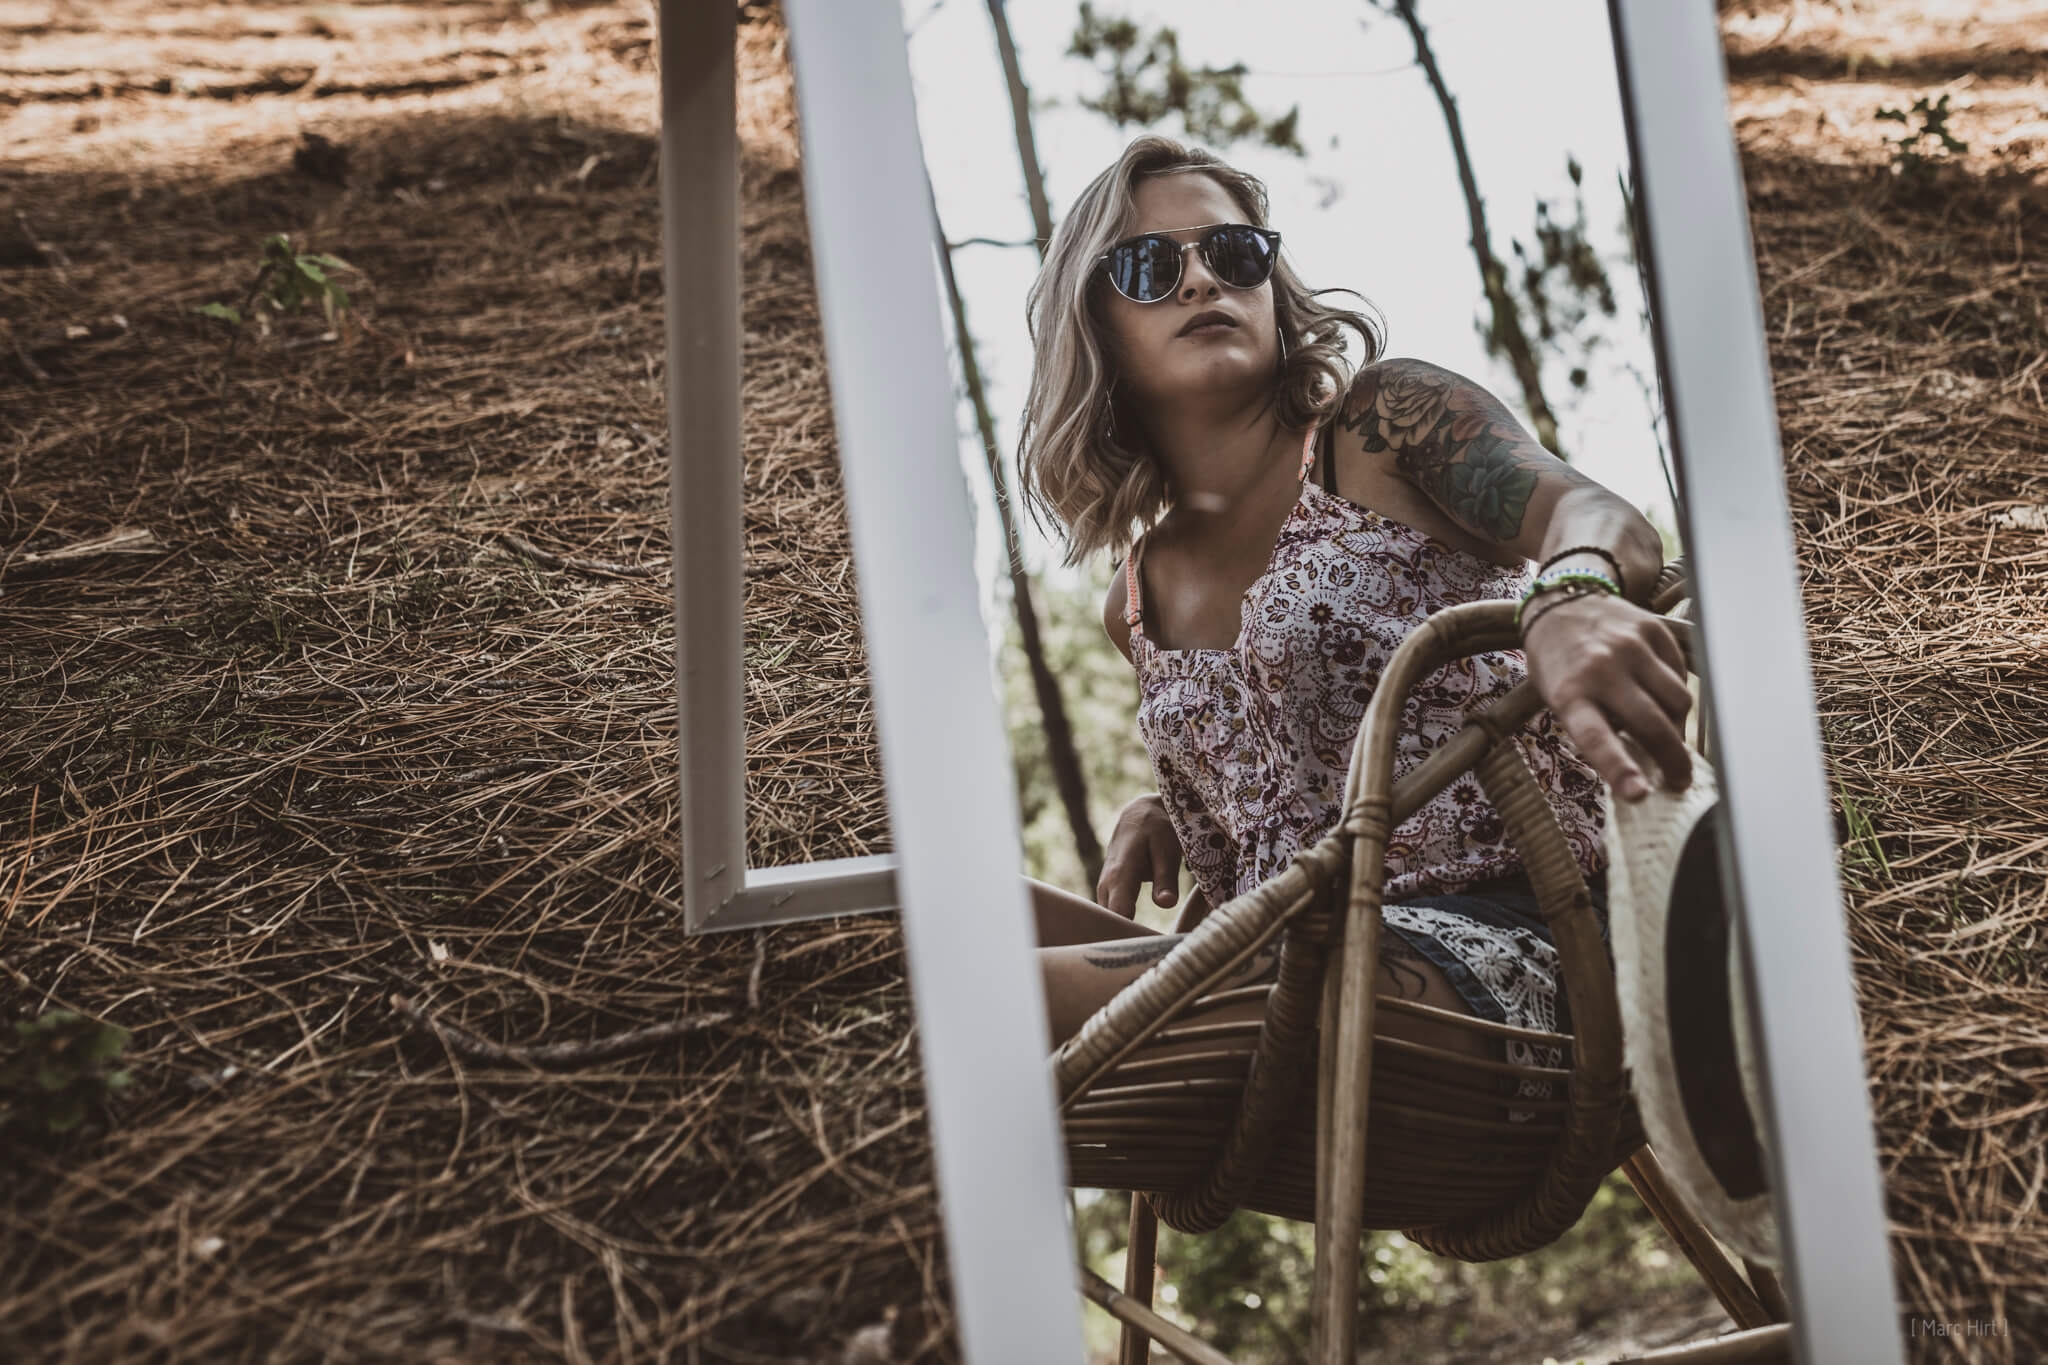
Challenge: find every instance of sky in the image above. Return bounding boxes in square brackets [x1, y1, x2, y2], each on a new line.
[896, 0, 1679, 631]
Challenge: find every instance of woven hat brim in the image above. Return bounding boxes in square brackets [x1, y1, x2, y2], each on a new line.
[1605, 735, 1781, 1270]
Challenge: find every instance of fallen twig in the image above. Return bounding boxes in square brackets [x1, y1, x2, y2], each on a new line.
[4, 320, 50, 383]
[748, 930, 767, 1011]
[498, 530, 661, 579]
[389, 994, 731, 1069]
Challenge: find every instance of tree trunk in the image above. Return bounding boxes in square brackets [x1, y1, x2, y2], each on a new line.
[927, 170, 1104, 890]
[988, 0, 1054, 251]
[1393, 0, 1565, 457]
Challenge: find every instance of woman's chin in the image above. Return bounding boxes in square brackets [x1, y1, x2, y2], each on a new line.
[1169, 355, 1267, 393]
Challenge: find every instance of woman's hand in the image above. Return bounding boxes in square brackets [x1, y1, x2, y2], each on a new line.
[1096, 793, 1186, 918]
[1521, 591, 1694, 801]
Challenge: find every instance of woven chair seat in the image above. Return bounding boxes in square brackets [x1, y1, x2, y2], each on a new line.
[1054, 563, 1692, 1263]
[1065, 1009, 1652, 1230]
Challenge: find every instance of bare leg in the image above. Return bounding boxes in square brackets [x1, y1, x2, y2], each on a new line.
[1028, 875, 1164, 948]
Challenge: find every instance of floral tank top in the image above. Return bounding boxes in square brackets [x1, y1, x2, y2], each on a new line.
[1124, 422, 1609, 911]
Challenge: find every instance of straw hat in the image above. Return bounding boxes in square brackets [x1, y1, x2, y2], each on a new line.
[1604, 733, 1781, 1269]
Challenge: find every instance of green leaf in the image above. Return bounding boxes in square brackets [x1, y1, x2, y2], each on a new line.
[302, 253, 355, 274]
[86, 1024, 130, 1065]
[195, 302, 243, 325]
[295, 258, 329, 287]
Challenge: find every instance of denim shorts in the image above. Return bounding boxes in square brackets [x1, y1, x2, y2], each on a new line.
[1379, 866, 1613, 1120]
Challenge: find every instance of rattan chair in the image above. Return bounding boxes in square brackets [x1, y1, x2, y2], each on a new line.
[1055, 561, 1795, 1364]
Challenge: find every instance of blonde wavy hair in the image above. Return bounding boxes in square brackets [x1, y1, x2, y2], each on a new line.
[1016, 134, 1386, 568]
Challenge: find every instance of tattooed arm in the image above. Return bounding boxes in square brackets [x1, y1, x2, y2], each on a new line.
[1338, 358, 1695, 800]
[1335, 358, 1664, 605]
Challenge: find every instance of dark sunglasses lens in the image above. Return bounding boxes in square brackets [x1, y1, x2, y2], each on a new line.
[1108, 237, 1180, 301]
[1207, 226, 1275, 287]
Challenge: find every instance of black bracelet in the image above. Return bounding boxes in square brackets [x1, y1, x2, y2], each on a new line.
[1520, 582, 1599, 638]
[1540, 544, 1627, 599]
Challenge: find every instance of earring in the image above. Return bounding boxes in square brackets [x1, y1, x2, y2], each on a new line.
[1276, 326, 1289, 371]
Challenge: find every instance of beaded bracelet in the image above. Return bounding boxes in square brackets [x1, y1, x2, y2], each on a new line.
[1529, 566, 1619, 596]
[1519, 581, 1605, 636]
[1516, 574, 1622, 632]
[1540, 544, 1627, 599]
[1515, 569, 1619, 627]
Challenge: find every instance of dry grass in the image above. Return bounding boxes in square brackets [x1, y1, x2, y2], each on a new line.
[1741, 146, 2048, 1362]
[2, 1, 2045, 1362]
[3, 3, 927, 1361]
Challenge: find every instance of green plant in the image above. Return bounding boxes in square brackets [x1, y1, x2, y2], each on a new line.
[0, 1010, 133, 1138]
[1835, 783, 1891, 892]
[1874, 94, 1967, 187]
[196, 232, 360, 336]
[194, 233, 365, 448]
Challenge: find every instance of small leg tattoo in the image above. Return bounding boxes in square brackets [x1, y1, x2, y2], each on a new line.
[1379, 930, 1431, 1000]
[1081, 935, 1185, 972]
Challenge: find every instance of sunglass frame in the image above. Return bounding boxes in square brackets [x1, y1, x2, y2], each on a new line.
[1095, 223, 1282, 303]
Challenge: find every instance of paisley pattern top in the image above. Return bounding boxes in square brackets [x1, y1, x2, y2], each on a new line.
[1124, 422, 1609, 911]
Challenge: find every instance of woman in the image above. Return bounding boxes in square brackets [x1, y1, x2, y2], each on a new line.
[1016, 136, 1695, 1120]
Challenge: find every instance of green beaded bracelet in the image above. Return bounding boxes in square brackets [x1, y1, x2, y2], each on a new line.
[1527, 567, 1619, 597]
[1515, 570, 1621, 630]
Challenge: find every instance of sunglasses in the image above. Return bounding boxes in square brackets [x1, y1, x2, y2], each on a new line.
[1095, 222, 1282, 303]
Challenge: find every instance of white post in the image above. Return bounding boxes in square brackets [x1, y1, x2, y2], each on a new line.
[1609, 4, 1904, 1361]
[774, 3, 1085, 1359]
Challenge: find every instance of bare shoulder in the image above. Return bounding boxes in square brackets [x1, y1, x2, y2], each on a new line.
[1103, 560, 1136, 666]
[1334, 355, 1605, 561]
[1335, 356, 1467, 437]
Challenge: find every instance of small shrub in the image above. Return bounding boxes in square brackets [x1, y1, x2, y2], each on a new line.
[195, 232, 361, 339]
[0, 1010, 133, 1139]
[1874, 94, 1968, 187]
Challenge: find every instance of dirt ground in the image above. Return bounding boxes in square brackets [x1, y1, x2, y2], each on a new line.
[4, 1, 2044, 1362]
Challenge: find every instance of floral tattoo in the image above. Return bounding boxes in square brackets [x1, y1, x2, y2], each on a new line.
[1336, 360, 1597, 544]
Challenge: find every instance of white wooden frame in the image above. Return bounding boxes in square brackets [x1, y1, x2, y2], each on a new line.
[666, 0, 898, 936]
[665, 2, 1082, 1359]
[1610, 3, 1901, 1361]
[668, 0, 1901, 1359]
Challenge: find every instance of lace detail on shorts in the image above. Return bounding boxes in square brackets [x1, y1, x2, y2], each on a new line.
[1381, 903, 1566, 1124]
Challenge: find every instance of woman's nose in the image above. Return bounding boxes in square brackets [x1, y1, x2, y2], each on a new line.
[1177, 242, 1222, 297]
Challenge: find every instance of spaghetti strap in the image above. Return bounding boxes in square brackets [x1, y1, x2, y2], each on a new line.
[1294, 422, 1319, 483]
[1124, 533, 1146, 633]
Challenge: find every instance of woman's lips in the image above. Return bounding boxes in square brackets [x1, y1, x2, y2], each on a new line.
[1182, 321, 1236, 337]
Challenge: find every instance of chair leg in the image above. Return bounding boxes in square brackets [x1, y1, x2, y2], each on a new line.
[1080, 1270, 1237, 1365]
[1310, 937, 1340, 1354]
[1621, 1147, 1775, 1329]
[1740, 1254, 1791, 1324]
[1312, 899, 1383, 1362]
[1120, 1193, 1160, 1365]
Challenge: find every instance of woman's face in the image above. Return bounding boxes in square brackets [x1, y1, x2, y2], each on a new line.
[1098, 173, 1279, 414]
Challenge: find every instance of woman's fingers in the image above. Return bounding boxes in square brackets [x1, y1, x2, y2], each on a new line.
[1618, 624, 1696, 790]
[1148, 822, 1183, 908]
[1530, 598, 1697, 798]
[1095, 853, 1139, 918]
[1097, 798, 1176, 918]
[1643, 614, 1690, 682]
[1560, 674, 1691, 800]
